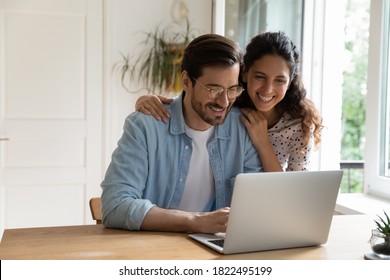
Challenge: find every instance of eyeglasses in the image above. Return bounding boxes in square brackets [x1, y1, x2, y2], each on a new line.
[192, 77, 244, 99]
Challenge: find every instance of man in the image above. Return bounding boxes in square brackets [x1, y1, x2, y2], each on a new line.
[101, 34, 262, 233]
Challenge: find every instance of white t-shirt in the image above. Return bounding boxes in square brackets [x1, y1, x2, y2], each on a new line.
[178, 125, 215, 212]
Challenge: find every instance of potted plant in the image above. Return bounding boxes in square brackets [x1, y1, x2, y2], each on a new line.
[368, 210, 390, 259]
[119, 18, 196, 95]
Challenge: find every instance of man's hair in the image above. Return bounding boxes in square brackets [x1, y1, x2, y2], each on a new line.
[181, 34, 243, 82]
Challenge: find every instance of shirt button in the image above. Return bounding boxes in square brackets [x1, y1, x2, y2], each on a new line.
[185, 146, 189, 149]
[179, 178, 183, 182]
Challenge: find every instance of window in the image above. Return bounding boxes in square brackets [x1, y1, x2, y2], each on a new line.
[365, 0, 390, 199]
[381, 2, 390, 178]
[223, 0, 303, 50]
[213, 0, 390, 200]
[339, 0, 370, 193]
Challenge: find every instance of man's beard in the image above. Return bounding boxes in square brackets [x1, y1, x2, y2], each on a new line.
[191, 99, 233, 126]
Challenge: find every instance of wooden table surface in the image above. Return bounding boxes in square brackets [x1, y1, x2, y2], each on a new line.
[0, 215, 374, 260]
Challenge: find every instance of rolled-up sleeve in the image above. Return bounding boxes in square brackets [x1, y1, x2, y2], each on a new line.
[101, 115, 155, 230]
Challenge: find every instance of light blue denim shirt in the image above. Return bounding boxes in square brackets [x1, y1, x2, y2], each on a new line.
[101, 94, 263, 230]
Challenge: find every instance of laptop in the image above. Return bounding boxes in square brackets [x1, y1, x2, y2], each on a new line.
[189, 170, 343, 254]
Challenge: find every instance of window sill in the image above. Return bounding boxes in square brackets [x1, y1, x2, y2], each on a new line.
[335, 193, 390, 217]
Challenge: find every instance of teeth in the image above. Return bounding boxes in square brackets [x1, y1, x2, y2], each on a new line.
[209, 106, 224, 112]
[258, 94, 273, 102]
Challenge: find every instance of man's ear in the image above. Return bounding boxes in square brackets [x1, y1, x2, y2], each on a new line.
[181, 71, 192, 90]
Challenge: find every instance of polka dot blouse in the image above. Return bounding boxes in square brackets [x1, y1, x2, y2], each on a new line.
[268, 112, 314, 171]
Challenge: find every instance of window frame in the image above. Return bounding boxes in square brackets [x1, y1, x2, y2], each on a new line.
[364, 0, 390, 199]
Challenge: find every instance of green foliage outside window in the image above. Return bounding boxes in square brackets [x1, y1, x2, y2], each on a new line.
[340, 0, 370, 193]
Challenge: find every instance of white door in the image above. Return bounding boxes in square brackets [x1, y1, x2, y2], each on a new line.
[0, 0, 103, 237]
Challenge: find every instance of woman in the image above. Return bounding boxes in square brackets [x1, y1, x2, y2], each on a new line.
[135, 31, 323, 171]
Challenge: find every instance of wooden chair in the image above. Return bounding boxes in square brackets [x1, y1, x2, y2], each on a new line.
[89, 197, 102, 224]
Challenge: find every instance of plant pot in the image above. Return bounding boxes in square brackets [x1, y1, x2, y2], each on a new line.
[368, 229, 390, 259]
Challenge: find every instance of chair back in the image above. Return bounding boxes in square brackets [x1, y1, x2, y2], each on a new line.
[89, 197, 102, 224]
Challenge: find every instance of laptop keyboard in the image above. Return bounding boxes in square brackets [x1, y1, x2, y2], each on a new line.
[208, 239, 225, 248]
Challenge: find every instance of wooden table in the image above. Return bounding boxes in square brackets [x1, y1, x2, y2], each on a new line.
[0, 215, 374, 260]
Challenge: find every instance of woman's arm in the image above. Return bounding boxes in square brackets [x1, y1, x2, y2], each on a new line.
[135, 95, 173, 123]
[240, 108, 283, 172]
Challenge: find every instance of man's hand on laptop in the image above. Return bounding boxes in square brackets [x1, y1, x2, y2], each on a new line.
[190, 207, 230, 234]
[140, 206, 230, 233]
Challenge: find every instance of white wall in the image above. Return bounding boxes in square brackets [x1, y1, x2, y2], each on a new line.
[103, 0, 213, 170]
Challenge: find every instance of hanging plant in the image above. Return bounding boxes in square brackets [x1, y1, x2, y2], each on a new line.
[119, 18, 196, 95]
